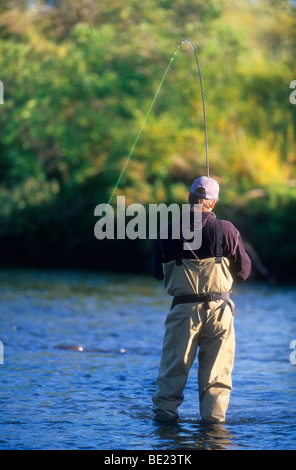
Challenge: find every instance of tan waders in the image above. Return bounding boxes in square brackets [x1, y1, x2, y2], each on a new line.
[152, 220, 236, 423]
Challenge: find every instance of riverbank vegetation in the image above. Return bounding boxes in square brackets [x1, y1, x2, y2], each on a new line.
[0, 0, 295, 282]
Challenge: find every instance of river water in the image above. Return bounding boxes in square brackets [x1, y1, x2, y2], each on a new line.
[0, 268, 295, 450]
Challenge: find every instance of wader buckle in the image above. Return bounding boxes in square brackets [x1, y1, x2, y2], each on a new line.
[171, 291, 236, 320]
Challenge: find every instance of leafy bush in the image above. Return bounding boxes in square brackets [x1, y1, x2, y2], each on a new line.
[0, 0, 295, 280]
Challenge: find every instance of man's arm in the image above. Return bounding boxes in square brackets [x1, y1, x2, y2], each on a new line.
[222, 220, 252, 282]
[152, 237, 164, 281]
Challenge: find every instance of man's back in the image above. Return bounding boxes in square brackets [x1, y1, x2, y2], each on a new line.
[152, 211, 251, 283]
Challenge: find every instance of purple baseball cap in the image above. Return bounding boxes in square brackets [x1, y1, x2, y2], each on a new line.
[190, 176, 219, 200]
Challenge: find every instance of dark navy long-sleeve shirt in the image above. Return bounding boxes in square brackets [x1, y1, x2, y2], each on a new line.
[152, 211, 252, 282]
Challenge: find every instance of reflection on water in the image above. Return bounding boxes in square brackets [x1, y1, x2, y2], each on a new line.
[0, 268, 296, 450]
[152, 421, 236, 450]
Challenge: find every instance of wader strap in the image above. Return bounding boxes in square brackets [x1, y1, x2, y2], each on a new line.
[215, 219, 223, 263]
[174, 217, 223, 266]
[173, 237, 182, 266]
[171, 291, 236, 319]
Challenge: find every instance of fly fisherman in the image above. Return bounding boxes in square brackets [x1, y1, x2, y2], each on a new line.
[152, 176, 252, 423]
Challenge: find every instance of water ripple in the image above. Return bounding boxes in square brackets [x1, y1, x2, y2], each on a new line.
[0, 269, 295, 449]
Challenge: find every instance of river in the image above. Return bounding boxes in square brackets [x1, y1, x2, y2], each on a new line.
[0, 268, 295, 450]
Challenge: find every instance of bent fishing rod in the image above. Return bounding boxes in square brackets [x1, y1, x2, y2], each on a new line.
[106, 38, 209, 209]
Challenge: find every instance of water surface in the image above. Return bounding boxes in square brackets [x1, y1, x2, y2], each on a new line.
[0, 268, 295, 450]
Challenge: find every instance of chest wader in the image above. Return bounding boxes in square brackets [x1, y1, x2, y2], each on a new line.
[152, 220, 236, 423]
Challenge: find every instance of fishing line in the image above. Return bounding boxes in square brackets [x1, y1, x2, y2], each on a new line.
[105, 38, 208, 210]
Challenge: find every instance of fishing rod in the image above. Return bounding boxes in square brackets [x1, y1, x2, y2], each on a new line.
[106, 38, 209, 209]
[180, 39, 209, 178]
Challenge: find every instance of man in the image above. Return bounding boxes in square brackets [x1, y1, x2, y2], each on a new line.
[152, 176, 252, 423]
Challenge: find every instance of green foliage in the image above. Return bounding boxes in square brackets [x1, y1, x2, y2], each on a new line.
[0, 0, 295, 279]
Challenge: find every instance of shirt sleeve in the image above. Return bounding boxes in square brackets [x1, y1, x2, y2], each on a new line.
[222, 220, 252, 282]
[152, 236, 164, 281]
